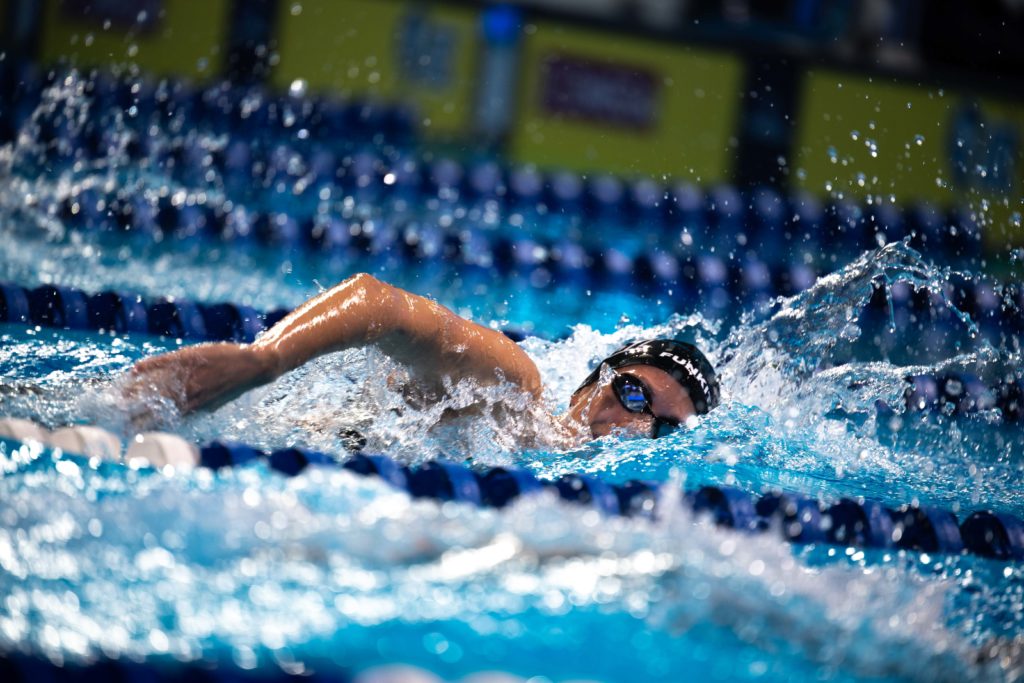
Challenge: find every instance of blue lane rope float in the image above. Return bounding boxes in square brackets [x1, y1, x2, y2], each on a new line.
[825, 499, 896, 549]
[615, 480, 660, 519]
[146, 299, 209, 340]
[688, 485, 762, 532]
[26, 285, 90, 330]
[961, 512, 1024, 561]
[0, 283, 30, 323]
[479, 466, 546, 508]
[86, 291, 150, 334]
[889, 505, 966, 554]
[554, 473, 622, 516]
[755, 491, 829, 544]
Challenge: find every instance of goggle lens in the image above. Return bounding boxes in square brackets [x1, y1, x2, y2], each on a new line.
[616, 378, 650, 413]
[610, 373, 681, 439]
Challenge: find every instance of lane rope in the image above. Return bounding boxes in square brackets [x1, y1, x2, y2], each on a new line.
[1, 422, 1020, 561]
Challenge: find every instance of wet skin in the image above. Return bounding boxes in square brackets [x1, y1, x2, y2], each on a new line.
[564, 364, 698, 439]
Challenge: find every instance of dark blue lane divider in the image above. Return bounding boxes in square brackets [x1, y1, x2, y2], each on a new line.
[0, 279, 1019, 421]
[826, 499, 895, 549]
[200, 441, 1024, 561]
[0, 652, 354, 683]
[0, 279, 287, 343]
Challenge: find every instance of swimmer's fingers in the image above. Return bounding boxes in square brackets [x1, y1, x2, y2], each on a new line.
[125, 343, 272, 416]
[122, 381, 184, 430]
[124, 398, 162, 432]
[123, 351, 193, 412]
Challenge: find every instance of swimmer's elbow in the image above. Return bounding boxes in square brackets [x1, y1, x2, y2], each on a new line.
[344, 272, 384, 292]
[346, 271, 376, 284]
[341, 273, 399, 315]
[320, 272, 389, 303]
[523, 369, 543, 400]
[501, 344, 543, 399]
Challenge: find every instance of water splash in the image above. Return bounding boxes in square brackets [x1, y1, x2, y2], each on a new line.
[1, 70, 1024, 682]
[0, 70, 313, 308]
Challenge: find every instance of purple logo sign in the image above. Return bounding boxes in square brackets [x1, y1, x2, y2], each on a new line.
[541, 54, 660, 130]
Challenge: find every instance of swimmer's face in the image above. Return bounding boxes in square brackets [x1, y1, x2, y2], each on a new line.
[566, 364, 698, 439]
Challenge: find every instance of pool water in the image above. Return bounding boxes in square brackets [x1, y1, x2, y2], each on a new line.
[1, 70, 1023, 682]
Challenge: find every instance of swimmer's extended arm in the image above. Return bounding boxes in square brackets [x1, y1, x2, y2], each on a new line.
[128, 273, 541, 415]
[253, 273, 541, 395]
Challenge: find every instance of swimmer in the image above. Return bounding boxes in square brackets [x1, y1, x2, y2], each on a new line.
[126, 273, 719, 442]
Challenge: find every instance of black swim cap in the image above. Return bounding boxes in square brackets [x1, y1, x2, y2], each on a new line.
[574, 339, 721, 414]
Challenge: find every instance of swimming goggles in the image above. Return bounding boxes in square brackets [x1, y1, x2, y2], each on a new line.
[610, 372, 680, 439]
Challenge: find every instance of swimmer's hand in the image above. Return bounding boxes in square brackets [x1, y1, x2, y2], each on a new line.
[125, 343, 278, 416]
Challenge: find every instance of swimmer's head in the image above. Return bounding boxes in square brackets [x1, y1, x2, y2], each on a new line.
[567, 339, 720, 439]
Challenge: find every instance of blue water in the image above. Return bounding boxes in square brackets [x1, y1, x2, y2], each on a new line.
[1, 71, 1023, 682]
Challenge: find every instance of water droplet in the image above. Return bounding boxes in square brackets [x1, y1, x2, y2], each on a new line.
[914, 134, 925, 146]
[288, 79, 307, 98]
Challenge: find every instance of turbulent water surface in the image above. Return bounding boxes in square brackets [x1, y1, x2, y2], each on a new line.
[1, 72, 1023, 683]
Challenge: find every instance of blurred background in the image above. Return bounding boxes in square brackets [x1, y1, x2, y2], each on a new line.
[0, 0, 1021, 272]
